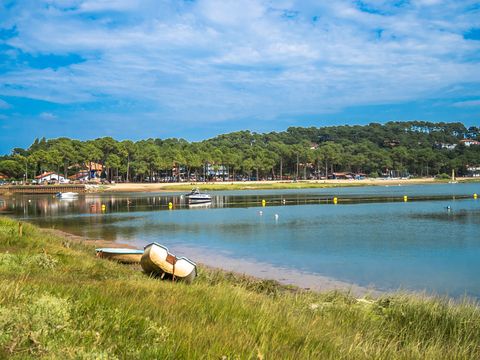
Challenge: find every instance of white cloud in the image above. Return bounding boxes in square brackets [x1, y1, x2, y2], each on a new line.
[0, 0, 479, 124]
[39, 112, 57, 120]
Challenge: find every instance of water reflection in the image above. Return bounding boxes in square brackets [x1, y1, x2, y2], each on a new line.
[1, 183, 480, 298]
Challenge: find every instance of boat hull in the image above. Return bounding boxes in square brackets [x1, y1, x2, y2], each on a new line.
[187, 195, 212, 204]
[96, 248, 144, 264]
[56, 192, 79, 199]
[141, 243, 197, 283]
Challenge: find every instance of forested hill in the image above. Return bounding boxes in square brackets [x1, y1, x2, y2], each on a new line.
[1, 121, 479, 181]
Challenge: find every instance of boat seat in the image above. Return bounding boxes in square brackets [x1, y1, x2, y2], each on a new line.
[166, 253, 177, 265]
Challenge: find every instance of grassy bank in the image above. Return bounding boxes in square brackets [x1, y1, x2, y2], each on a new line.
[104, 177, 480, 193]
[148, 181, 371, 192]
[1, 218, 479, 359]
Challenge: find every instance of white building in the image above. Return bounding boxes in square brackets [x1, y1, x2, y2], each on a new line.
[34, 172, 69, 184]
[460, 139, 480, 147]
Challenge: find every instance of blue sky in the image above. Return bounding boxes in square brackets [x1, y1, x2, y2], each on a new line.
[1, 0, 480, 154]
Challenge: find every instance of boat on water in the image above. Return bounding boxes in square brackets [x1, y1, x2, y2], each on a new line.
[55, 192, 79, 199]
[185, 188, 212, 204]
[140, 243, 197, 283]
[96, 248, 144, 264]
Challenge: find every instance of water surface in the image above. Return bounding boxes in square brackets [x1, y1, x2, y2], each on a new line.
[1, 183, 480, 298]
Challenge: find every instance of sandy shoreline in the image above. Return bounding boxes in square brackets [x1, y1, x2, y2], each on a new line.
[102, 177, 457, 193]
[44, 227, 375, 296]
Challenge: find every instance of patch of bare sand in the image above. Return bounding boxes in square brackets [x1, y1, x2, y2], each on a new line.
[102, 178, 445, 192]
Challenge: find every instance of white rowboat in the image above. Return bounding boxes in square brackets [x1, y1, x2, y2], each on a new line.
[96, 248, 144, 263]
[140, 243, 197, 283]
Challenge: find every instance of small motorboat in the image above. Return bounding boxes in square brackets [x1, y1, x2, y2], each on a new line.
[96, 248, 144, 264]
[185, 188, 212, 204]
[56, 192, 79, 199]
[140, 243, 197, 283]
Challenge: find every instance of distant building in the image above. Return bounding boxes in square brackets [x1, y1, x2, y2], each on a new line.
[330, 172, 354, 180]
[437, 143, 457, 150]
[34, 172, 69, 184]
[466, 165, 480, 177]
[460, 139, 480, 147]
[206, 163, 228, 177]
[310, 143, 319, 150]
[70, 162, 103, 178]
[383, 139, 400, 148]
[68, 171, 90, 182]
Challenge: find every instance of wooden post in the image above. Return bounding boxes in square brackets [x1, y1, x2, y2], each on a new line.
[18, 222, 23, 237]
[172, 261, 176, 283]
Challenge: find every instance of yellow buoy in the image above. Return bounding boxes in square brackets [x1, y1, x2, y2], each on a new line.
[474, 193, 478, 200]
[101, 204, 106, 211]
[403, 195, 408, 202]
[262, 199, 266, 207]
[168, 202, 173, 209]
[333, 197, 338, 204]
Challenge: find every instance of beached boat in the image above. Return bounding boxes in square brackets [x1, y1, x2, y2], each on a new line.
[56, 192, 79, 199]
[140, 243, 197, 283]
[96, 248, 144, 264]
[185, 188, 212, 204]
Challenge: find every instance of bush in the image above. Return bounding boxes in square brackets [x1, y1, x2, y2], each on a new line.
[436, 173, 451, 180]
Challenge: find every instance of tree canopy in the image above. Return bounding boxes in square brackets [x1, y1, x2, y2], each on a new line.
[1, 121, 479, 181]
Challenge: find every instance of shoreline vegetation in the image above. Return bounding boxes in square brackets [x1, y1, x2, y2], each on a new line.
[1, 177, 479, 196]
[1, 217, 479, 358]
[101, 177, 480, 192]
[1, 122, 480, 187]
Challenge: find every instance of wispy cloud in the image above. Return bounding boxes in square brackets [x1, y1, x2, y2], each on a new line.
[39, 112, 57, 120]
[0, 99, 10, 109]
[453, 99, 480, 107]
[0, 0, 479, 132]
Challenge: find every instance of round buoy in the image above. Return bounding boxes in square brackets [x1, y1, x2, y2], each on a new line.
[274, 214, 279, 221]
[403, 195, 408, 202]
[168, 202, 173, 209]
[258, 211, 263, 216]
[333, 197, 338, 204]
[282, 199, 286, 204]
[262, 199, 266, 207]
[474, 193, 478, 200]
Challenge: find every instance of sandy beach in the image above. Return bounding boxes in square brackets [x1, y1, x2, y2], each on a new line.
[102, 177, 454, 193]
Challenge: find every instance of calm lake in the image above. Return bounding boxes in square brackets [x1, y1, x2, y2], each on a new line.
[1, 183, 480, 298]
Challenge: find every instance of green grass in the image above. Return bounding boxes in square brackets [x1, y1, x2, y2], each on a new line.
[1, 217, 479, 359]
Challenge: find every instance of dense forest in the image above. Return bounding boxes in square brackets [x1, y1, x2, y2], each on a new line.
[1, 121, 479, 182]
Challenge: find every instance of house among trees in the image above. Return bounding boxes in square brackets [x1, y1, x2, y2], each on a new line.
[466, 165, 480, 177]
[86, 162, 103, 178]
[460, 139, 480, 147]
[435, 142, 457, 150]
[68, 171, 90, 182]
[69, 162, 103, 180]
[33, 172, 69, 184]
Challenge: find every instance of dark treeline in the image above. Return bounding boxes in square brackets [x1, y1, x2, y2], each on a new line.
[1, 121, 479, 182]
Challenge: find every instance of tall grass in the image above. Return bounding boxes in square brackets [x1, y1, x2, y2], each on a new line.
[0, 217, 479, 359]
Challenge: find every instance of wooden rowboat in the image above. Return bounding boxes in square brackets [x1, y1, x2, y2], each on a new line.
[96, 248, 144, 264]
[140, 243, 197, 283]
